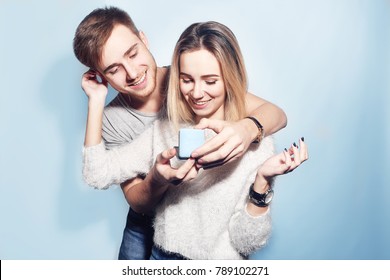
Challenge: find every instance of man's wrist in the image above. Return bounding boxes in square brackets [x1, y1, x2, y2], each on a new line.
[88, 97, 106, 109]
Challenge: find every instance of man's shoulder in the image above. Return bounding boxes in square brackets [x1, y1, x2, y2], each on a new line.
[104, 94, 126, 113]
[103, 94, 140, 121]
[101, 93, 161, 148]
[103, 93, 158, 119]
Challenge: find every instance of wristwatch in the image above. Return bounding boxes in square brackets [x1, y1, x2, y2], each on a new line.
[249, 183, 274, 207]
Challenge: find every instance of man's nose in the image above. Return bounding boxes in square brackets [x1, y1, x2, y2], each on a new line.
[123, 62, 138, 80]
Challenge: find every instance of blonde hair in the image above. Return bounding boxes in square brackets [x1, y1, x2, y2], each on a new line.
[167, 21, 248, 130]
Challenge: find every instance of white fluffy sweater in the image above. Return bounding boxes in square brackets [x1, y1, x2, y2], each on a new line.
[83, 120, 274, 259]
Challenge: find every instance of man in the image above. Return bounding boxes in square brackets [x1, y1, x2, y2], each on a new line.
[73, 6, 287, 259]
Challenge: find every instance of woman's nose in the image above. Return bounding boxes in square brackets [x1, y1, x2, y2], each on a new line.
[190, 83, 204, 99]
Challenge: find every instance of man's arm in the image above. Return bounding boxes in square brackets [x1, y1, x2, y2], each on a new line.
[245, 93, 287, 137]
[79, 70, 171, 213]
[82, 70, 108, 147]
[120, 177, 164, 216]
[192, 93, 287, 166]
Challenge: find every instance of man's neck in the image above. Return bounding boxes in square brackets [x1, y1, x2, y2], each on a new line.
[124, 67, 168, 113]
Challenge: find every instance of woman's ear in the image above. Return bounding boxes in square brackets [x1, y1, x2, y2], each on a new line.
[138, 31, 149, 49]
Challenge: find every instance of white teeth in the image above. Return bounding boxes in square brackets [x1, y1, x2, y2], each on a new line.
[133, 72, 146, 86]
[193, 100, 209, 105]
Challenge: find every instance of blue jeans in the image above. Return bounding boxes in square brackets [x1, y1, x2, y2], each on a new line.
[150, 245, 189, 260]
[118, 208, 154, 260]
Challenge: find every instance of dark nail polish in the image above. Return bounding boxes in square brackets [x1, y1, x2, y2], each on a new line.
[293, 142, 297, 148]
[301, 137, 305, 142]
[284, 148, 288, 152]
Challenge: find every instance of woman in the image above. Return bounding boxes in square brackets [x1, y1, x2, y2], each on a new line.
[83, 21, 308, 259]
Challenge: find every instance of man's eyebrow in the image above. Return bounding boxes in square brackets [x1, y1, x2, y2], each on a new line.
[124, 43, 138, 57]
[102, 43, 138, 74]
[103, 63, 119, 74]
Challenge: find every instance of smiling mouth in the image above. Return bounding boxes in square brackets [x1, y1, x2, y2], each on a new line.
[130, 71, 146, 86]
[191, 99, 212, 106]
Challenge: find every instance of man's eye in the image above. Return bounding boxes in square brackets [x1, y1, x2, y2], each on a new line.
[108, 68, 118, 75]
[129, 52, 137, 58]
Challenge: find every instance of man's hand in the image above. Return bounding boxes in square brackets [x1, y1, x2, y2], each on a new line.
[191, 118, 256, 168]
[81, 69, 108, 102]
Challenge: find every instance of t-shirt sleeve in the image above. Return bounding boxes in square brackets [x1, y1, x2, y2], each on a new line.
[102, 110, 131, 150]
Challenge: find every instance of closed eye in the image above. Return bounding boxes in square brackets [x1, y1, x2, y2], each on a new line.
[181, 78, 193, 84]
[108, 67, 119, 75]
[205, 80, 217, 85]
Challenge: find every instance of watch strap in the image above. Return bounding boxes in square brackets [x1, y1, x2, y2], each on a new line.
[249, 183, 273, 207]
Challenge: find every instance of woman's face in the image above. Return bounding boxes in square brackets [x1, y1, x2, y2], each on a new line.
[179, 49, 226, 123]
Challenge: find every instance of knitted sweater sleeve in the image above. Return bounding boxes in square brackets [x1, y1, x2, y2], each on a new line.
[228, 191, 272, 257]
[228, 137, 274, 257]
[82, 125, 155, 189]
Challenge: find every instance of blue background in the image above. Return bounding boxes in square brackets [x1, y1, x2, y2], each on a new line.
[1, 0, 389, 259]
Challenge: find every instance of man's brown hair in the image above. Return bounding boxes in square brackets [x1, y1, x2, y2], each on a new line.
[73, 6, 139, 71]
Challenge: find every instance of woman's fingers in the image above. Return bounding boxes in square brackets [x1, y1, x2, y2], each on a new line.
[174, 158, 196, 181]
[161, 148, 177, 162]
[182, 165, 199, 182]
[157, 148, 198, 185]
[299, 137, 309, 162]
[286, 137, 308, 173]
[282, 149, 292, 173]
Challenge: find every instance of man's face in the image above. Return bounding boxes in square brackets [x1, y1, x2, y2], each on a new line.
[98, 24, 158, 100]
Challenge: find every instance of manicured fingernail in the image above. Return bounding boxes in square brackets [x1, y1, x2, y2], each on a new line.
[284, 148, 288, 152]
[293, 142, 297, 148]
[301, 137, 305, 142]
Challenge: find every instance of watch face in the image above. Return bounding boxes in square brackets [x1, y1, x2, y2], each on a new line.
[265, 190, 274, 204]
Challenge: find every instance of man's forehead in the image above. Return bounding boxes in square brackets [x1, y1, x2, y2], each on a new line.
[99, 25, 140, 69]
[112, 24, 139, 37]
[105, 24, 140, 48]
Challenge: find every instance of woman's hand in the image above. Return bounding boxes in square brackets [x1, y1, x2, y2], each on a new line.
[149, 148, 200, 186]
[257, 137, 308, 181]
[191, 118, 253, 167]
[247, 137, 308, 216]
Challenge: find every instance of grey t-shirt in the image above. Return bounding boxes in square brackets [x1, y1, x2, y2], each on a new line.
[102, 93, 159, 150]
